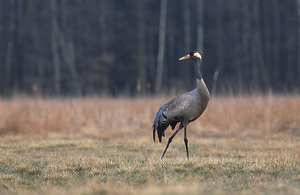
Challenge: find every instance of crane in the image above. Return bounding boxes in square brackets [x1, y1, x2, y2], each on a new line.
[153, 51, 210, 160]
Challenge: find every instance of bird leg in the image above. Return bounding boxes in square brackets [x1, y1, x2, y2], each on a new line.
[161, 125, 183, 159]
[184, 127, 189, 160]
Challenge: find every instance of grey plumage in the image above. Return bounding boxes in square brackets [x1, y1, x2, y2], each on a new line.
[152, 51, 210, 160]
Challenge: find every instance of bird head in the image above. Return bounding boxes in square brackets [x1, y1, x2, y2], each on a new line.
[178, 51, 202, 61]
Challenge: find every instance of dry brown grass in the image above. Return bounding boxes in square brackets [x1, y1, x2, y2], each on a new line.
[0, 97, 155, 138]
[0, 95, 299, 139]
[0, 135, 299, 194]
[0, 95, 299, 194]
[201, 95, 300, 137]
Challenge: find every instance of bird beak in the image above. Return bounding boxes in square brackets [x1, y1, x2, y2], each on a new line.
[178, 54, 190, 61]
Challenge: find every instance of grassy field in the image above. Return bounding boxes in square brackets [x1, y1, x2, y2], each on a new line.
[0, 95, 299, 194]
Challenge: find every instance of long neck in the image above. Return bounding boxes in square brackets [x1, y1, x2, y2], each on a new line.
[194, 59, 210, 99]
[194, 59, 202, 80]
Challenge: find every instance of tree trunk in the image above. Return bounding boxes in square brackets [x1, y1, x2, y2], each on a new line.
[183, 1, 191, 51]
[58, 30, 81, 96]
[298, 0, 300, 87]
[272, 0, 280, 89]
[182, 1, 192, 89]
[99, 0, 108, 54]
[233, 0, 242, 92]
[98, 0, 112, 95]
[50, 0, 61, 95]
[137, 0, 147, 96]
[4, 0, 16, 96]
[197, 0, 204, 54]
[212, 1, 224, 95]
[241, 0, 251, 90]
[155, 0, 167, 94]
[252, 0, 264, 91]
[31, 1, 42, 96]
[59, 0, 81, 96]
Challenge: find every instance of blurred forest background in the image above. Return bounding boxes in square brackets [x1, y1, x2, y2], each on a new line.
[0, 0, 299, 97]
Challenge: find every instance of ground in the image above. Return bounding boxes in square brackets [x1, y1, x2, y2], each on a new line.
[0, 96, 299, 194]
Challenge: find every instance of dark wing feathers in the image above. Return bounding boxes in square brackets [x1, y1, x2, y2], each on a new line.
[170, 121, 178, 130]
[153, 103, 167, 142]
[153, 103, 180, 143]
[153, 91, 199, 142]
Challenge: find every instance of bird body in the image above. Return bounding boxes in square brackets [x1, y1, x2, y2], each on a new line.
[153, 51, 209, 159]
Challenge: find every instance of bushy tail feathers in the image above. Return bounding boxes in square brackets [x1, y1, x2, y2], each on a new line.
[153, 119, 168, 143]
[153, 104, 168, 143]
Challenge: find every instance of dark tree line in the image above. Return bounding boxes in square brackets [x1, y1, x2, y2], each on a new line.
[0, 0, 299, 97]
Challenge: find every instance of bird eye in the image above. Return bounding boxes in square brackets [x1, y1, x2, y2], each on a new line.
[189, 51, 196, 56]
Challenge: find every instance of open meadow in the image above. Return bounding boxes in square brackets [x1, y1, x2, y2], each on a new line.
[0, 95, 299, 194]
